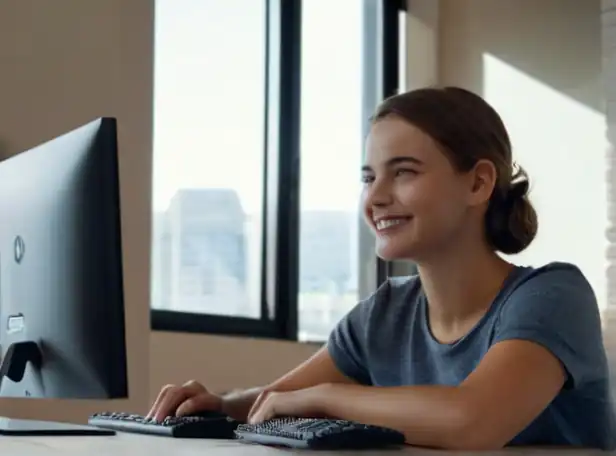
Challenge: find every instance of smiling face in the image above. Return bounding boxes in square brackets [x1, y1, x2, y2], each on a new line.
[361, 115, 496, 262]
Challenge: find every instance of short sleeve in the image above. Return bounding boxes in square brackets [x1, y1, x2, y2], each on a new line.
[327, 296, 375, 385]
[493, 264, 606, 389]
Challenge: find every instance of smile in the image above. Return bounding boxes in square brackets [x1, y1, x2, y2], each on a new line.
[374, 217, 411, 232]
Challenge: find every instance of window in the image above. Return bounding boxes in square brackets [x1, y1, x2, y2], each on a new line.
[398, 8, 407, 93]
[151, 0, 265, 319]
[297, 0, 364, 341]
[151, 0, 406, 340]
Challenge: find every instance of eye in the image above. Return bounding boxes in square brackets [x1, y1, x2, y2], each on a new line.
[395, 168, 418, 177]
[361, 174, 375, 184]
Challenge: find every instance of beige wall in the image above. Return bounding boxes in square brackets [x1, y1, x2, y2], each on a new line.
[0, 0, 154, 422]
[439, 0, 601, 109]
[0, 0, 610, 423]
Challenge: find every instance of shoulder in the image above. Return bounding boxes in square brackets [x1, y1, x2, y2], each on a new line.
[384, 274, 422, 300]
[343, 274, 422, 327]
[494, 262, 606, 387]
[499, 260, 599, 321]
[508, 261, 595, 299]
[500, 261, 598, 319]
[372, 274, 422, 311]
[332, 274, 420, 326]
[326, 275, 421, 384]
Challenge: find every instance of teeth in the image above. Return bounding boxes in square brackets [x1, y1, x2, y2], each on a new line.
[376, 218, 406, 230]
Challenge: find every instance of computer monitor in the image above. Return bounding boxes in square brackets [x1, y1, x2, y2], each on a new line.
[0, 118, 128, 435]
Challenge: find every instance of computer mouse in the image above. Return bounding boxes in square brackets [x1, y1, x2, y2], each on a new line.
[190, 410, 233, 420]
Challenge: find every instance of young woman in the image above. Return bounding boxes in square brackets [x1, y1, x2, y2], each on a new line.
[147, 87, 615, 450]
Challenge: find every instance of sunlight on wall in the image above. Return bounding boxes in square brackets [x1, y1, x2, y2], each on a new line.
[483, 53, 608, 309]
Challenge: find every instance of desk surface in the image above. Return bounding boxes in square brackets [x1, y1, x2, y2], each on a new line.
[1, 433, 612, 456]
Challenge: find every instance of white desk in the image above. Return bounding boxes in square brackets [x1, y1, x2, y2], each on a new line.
[0, 433, 611, 456]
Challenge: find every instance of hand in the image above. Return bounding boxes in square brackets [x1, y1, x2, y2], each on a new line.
[247, 385, 330, 424]
[146, 380, 222, 422]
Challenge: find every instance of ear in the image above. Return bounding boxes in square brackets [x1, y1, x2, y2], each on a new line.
[467, 159, 497, 206]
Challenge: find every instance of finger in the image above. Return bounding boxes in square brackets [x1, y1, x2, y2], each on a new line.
[146, 384, 174, 419]
[249, 401, 274, 424]
[248, 393, 276, 424]
[154, 380, 207, 421]
[247, 390, 269, 422]
[247, 401, 263, 424]
[182, 379, 208, 395]
[176, 392, 221, 417]
[153, 387, 191, 422]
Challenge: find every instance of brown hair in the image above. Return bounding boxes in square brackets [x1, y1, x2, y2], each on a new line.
[372, 86, 537, 254]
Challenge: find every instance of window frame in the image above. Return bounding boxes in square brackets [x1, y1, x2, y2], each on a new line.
[151, 0, 407, 340]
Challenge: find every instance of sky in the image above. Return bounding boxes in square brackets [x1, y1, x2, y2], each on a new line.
[153, 0, 364, 214]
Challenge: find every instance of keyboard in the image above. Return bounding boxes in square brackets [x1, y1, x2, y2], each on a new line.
[234, 417, 406, 449]
[88, 411, 239, 438]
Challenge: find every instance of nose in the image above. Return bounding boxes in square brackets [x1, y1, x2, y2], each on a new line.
[364, 177, 393, 208]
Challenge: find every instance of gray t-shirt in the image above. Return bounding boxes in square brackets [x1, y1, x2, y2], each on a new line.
[327, 262, 616, 449]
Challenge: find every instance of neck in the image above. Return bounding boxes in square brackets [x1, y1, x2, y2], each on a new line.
[416, 240, 514, 327]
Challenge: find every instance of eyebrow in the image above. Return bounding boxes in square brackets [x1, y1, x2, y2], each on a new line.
[361, 156, 424, 172]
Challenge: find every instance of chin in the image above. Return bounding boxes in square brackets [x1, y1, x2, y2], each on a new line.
[375, 242, 417, 262]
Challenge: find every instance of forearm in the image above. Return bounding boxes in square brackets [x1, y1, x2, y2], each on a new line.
[319, 384, 476, 449]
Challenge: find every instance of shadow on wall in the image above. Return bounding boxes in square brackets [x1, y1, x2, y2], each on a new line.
[439, 0, 602, 113]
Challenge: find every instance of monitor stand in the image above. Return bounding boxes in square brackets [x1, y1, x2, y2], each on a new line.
[0, 341, 114, 436]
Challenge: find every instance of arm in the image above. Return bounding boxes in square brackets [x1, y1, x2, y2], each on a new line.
[150, 346, 354, 422]
[316, 267, 600, 449]
[313, 338, 565, 450]
[152, 294, 374, 422]
[221, 346, 356, 421]
[249, 266, 602, 449]
[228, 292, 374, 420]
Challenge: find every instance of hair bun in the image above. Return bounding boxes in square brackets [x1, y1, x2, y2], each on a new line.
[505, 177, 529, 203]
[486, 166, 537, 255]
